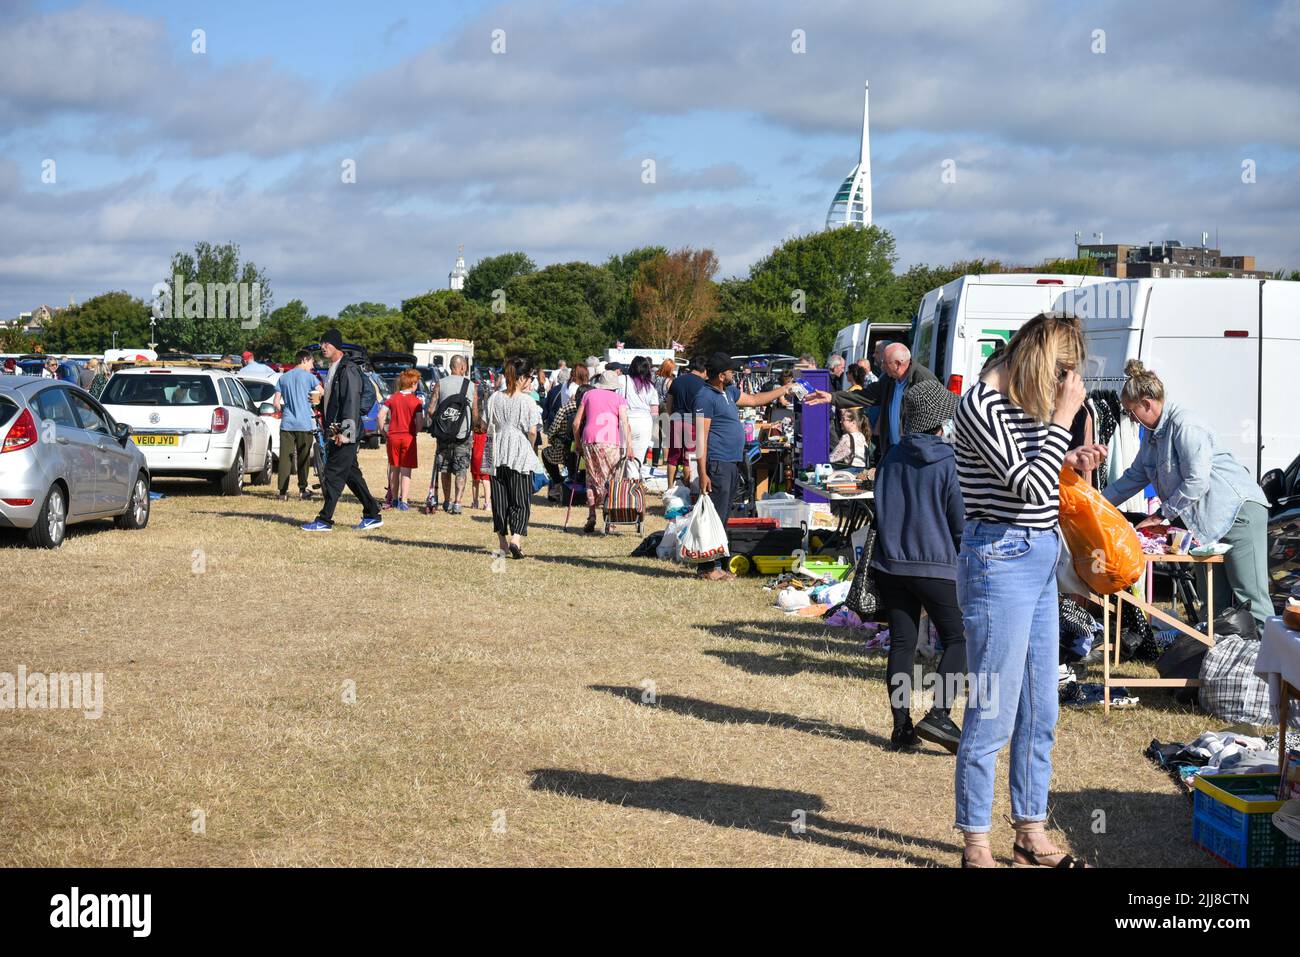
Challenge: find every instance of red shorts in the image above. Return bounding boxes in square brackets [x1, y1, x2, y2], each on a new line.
[387, 432, 418, 469]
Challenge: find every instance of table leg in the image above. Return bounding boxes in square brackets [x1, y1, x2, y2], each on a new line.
[1103, 594, 1111, 715]
[1206, 566, 1214, 644]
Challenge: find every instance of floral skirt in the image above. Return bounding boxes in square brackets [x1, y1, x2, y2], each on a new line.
[582, 443, 623, 501]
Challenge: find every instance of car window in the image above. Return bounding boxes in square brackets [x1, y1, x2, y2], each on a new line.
[218, 379, 235, 407]
[242, 380, 276, 403]
[0, 396, 17, 428]
[33, 387, 78, 428]
[101, 374, 217, 406]
[66, 392, 112, 435]
[230, 378, 255, 412]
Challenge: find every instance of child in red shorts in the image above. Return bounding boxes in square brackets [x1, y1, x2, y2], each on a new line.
[378, 369, 424, 510]
[470, 411, 490, 510]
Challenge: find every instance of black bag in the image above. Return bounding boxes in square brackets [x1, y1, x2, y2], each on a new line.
[1200, 601, 1258, 641]
[1118, 601, 1156, 662]
[431, 379, 472, 441]
[355, 365, 377, 418]
[844, 525, 881, 620]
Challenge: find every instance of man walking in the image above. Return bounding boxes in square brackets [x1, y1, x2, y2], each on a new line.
[426, 354, 477, 515]
[694, 352, 795, 581]
[663, 354, 709, 489]
[302, 329, 383, 532]
[274, 349, 322, 501]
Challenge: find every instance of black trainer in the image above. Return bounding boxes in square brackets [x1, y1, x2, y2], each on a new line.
[915, 710, 962, 754]
[887, 723, 919, 752]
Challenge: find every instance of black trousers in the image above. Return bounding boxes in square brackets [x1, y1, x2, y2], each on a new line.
[316, 440, 381, 525]
[491, 466, 532, 536]
[702, 459, 740, 572]
[875, 570, 967, 726]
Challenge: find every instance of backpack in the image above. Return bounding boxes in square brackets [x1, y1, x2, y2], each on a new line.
[356, 364, 377, 417]
[431, 379, 472, 441]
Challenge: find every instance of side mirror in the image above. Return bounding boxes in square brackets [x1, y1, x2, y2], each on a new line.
[1261, 468, 1284, 507]
[114, 421, 132, 445]
[258, 401, 276, 416]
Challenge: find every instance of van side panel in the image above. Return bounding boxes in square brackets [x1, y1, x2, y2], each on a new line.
[1262, 281, 1300, 478]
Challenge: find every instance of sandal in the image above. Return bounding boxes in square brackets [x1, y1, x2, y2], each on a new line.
[583, 517, 597, 534]
[1011, 821, 1090, 868]
[959, 832, 996, 868]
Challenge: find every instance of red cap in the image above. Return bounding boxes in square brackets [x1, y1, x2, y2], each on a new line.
[241, 351, 253, 361]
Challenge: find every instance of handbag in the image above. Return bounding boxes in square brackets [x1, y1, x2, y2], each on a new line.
[844, 525, 880, 619]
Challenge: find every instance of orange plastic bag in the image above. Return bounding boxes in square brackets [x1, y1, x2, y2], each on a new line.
[1057, 466, 1143, 595]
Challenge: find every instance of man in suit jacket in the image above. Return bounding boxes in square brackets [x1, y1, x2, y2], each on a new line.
[303, 328, 382, 531]
[814, 343, 939, 462]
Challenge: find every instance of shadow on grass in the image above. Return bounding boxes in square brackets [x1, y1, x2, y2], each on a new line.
[193, 509, 313, 528]
[528, 769, 958, 865]
[704, 648, 887, 682]
[697, 619, 868, 655]
[591, 684, 945, 755]
[1047, 787, 1209, 868]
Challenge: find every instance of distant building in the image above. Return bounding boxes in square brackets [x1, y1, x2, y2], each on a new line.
[1077, 239, 1268, 279]
[449, 244, 468, 291]
[825, 82, 872, 230]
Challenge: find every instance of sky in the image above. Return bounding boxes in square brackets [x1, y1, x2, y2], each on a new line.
[2, 0, 1298, 320]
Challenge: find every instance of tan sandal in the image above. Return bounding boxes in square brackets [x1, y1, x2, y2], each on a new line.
[1011, 820, 1092, 868]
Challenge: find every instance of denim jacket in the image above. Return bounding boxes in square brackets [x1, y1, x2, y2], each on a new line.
[1102, 402, 1267, 543]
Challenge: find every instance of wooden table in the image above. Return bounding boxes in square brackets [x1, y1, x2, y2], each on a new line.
[1256, 618, 1300, 793]
[794, 480, 874, 548]
[1100, 552, 1225, 714]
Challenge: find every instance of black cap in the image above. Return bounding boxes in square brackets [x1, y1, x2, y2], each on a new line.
[605, 361, 623, 372]
[706, 352, 741, 376]
[320, 328, 344, 350]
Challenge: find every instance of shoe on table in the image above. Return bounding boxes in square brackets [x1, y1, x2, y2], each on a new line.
[353, 516, 384, 531]
[301, 519, 332, 532]
[915, 710, 962, 754]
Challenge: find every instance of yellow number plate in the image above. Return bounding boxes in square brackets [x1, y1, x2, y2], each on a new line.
[134, 434, 179, 447]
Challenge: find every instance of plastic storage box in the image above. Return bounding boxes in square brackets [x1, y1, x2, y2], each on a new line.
[1190, 773, 1300, 868]
[755, 498, 809, 529]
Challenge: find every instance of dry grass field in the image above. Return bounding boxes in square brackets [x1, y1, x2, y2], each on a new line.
[1, 434, 1221, 867]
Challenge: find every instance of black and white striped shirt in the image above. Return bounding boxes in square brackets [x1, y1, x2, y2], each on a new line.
[955, 381, 1070, 529]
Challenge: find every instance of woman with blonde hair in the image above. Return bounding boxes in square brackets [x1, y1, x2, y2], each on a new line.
[1104, 359, 1271, 630]
[952, 313, 1107, 868]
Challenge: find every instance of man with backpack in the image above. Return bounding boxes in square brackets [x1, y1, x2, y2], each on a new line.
[303, 329, 383, 532]
[426, 354, 477, 515]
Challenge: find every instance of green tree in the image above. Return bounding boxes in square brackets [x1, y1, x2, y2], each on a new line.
[1034, 257, 1101, 276]
[0, 327, 42, 353]
[504, 262, 618, 364]
[463, 252, 536, 303]
[338, 301, 398, 322]
[604, 245, 667, 341]
[158, 242, 273, 354]
[41, 292, 153, 353]
[629, 248, 718, 350]
[249, 299, 315, 362]
[401, 290, 482, 341]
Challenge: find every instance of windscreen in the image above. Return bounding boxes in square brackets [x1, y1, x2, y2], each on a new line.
[101, 374, 218, 406]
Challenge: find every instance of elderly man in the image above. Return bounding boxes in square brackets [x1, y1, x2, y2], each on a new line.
[827, 354, 847, 391]
[810, 342, 938, 461]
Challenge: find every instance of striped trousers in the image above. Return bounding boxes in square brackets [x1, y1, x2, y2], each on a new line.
[490, 466, 532, 536]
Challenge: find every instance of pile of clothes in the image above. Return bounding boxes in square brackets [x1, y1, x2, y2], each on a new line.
[1145, 731, 1287, 792]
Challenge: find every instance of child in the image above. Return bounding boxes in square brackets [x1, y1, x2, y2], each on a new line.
[469, 407, 490, 510]
[830, 407, 870, 472]
[377, 369, 424, 510]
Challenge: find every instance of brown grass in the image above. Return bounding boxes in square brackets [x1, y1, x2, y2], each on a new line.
[0, 435, 1219, 866]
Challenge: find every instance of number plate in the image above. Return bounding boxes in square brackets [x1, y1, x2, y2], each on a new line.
[134, 434, 179, 447]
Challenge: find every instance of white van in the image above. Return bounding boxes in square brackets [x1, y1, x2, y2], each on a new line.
[1059, 278, 1300, 481]
[830, 320, 911, 375]
[909, 274, 1105, 394]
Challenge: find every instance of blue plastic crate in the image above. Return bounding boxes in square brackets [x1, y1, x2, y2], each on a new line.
[1191, 775, 1300, 868]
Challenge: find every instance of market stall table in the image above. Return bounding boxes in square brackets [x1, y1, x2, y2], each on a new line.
[1099, 552, 1225, 714]
[793, 479, 874, 545]
[1255, 617, 1300, 774]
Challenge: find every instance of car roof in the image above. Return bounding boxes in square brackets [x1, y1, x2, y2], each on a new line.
[111, 365, 234, 377]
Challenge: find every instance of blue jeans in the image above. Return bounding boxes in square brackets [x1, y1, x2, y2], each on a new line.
[954, 521, 1061, 832]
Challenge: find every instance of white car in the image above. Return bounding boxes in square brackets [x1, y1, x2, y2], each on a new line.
[239, 377, 282, 468]
[100, 366, 273, 495]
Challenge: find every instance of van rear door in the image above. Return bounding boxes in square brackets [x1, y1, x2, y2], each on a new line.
[1261, 281, 1300, 478]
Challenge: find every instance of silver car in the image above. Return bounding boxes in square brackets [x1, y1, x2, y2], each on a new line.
[0, 377, 151, 548]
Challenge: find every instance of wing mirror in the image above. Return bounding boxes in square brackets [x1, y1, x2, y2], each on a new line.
[114, 421, 132, 445]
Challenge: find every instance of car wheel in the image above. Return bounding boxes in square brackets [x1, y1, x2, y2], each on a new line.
[250, 446, 273, 486]
[115, 472, 150, 530]
[27, 484, 67, 549]
[218, 447, 245, 496]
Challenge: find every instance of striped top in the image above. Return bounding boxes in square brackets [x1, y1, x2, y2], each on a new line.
[954, 381, 1070, 529]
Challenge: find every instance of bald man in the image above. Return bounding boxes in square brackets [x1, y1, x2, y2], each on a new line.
[812, 342, 938, 461]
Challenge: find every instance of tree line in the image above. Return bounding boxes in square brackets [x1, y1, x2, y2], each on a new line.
[21, 235, 1300, 365]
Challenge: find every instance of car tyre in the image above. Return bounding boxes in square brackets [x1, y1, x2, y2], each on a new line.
[250, 446, 273, 486]
[27, 484, 67, 549]
[115, 472, 151, 530]
[217, 446, 245, 496]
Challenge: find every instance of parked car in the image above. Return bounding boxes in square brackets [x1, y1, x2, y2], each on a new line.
[99, 365, 273, 494]
[0, 378, 151, 548]
[239, 377, 282, 469]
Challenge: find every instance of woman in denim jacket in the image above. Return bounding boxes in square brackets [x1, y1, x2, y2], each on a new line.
[1104, 359, 1271, 629]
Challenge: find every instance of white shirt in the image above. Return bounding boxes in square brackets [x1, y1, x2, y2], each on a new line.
[619, 376, 658, 418]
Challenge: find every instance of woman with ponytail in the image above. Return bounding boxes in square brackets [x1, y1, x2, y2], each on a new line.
[952, 313, 1107, 868]
[1104, 359, 1271, 630]
[485, 357, 543, 559]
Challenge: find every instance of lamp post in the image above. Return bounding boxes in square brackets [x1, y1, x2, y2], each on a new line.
[112, 330, 118, 350]
[148, 317, 157, 351]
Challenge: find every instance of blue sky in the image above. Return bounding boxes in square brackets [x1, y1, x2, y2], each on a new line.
[2, 0, 1298, 321]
